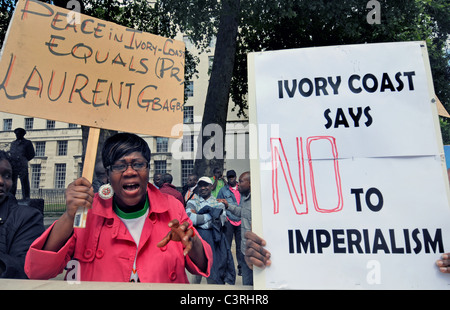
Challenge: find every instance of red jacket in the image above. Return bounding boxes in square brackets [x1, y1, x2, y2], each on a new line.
[24, 184, 212, 283]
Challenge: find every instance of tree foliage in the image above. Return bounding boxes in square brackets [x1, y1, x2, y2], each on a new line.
[232, 0, 449, 119]
[0, 0, 16, 46]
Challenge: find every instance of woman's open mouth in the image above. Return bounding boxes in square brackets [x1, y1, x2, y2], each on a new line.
[123, 183, 140, 193]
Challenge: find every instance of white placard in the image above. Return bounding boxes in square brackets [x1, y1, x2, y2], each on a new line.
[248, 41, 450, 289]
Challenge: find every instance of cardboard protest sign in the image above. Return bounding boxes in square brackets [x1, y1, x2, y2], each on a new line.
[0, 0, 185, 138]
[248, 41, 450, 289]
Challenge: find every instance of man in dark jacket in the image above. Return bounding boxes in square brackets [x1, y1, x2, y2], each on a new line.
[0, 150, 44, 278]
[182, 174, 198, 205]
[10, 128, 35, 200]
[217, 169, 244, 276]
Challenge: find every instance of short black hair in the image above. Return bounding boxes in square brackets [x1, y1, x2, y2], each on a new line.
[0, 150, 11, 162]
[102, 133, 151, 169]
[0, 150, 13, 174]
[162, 173, 173, 184]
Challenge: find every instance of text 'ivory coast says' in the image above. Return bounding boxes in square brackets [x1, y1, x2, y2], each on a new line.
[278, 72, 416, 129]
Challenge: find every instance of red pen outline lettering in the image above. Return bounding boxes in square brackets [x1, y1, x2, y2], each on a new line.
[306, 136, 343, 213]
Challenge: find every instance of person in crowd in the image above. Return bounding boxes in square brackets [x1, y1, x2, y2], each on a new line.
[219, 171, 271, 285]
[186, 176, 227, 231]
[210, 167, 225, 198]
[217, 169, 244, 276]
[25, 133, 212, 283]
[153, 172, 164, 189]
[10, 128, 35, 200]
[159, 173, 184, 206]
[186, 176, 235, 284]
[182, 174, 198, 205]
[0, 150, 44, 278]
[219, 171, 262, 285]
[92, 161, 107, 193]
[242, 209, 272, 284]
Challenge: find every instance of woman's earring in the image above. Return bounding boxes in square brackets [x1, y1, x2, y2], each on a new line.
[98, 183, 114, 200]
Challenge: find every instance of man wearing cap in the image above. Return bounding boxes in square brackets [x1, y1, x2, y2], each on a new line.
[10, 128, 35, 200]
[217, 169, 243, 276]
[186, 176, 234, 284]
[186, 176, 226, 229]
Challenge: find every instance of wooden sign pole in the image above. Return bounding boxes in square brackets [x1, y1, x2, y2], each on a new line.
[73, 127, 101, 228]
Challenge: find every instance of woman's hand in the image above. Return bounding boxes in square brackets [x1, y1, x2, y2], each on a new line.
[157, 219, 208, 272]
[65, 177, 95, 221]
[43, 177, 94, 252]
[157, 219, 195, 256]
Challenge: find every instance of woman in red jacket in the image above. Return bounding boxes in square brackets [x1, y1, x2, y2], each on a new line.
[25, 133, 212, 283]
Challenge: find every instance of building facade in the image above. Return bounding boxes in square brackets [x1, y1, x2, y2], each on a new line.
[0, 115, 83, 191]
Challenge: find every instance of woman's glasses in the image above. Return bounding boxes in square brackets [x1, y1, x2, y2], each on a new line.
[108, 162, 149, 173]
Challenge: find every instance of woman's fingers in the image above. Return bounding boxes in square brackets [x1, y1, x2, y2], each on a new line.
[158, 220, 194, 255]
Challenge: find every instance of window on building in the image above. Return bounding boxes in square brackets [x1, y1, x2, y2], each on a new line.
[181, 160, 194, 186]
[55, 163, 66, 189]
[3, 119, 12, 131]
[46, 120, 55, 129]
[182, 135, 194, 152]
[25, 118, 34, 130]
[183, 106, 194, 124]
[57, 140, 68, 156]
[154, 160, 167, 175]
[185, 81, 194, 97]
[35, 141, 46, 157]
[68, 123, 78, 128]
[156, 137, 168, 153]
[30, 164, 41, 189]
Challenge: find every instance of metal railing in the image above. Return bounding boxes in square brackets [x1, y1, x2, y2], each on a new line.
[16, 189, 66, 214]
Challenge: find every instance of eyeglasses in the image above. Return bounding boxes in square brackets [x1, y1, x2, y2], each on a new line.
[108, 162, 149, 173]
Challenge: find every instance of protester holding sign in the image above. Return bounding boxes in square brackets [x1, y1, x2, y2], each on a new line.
[24, 133, 212, 283]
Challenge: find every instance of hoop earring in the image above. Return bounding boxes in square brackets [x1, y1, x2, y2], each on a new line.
[98, 183, 114, 200]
